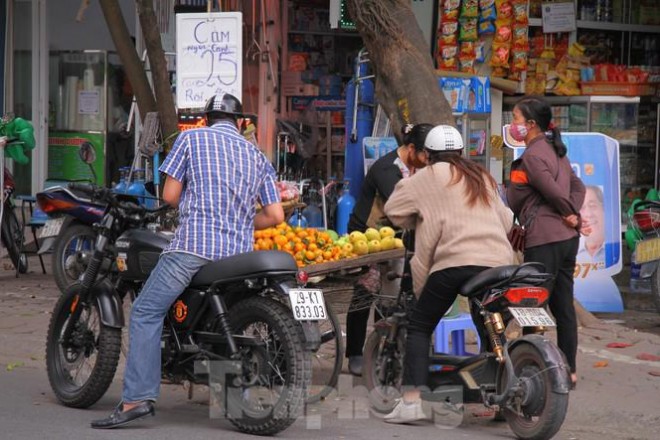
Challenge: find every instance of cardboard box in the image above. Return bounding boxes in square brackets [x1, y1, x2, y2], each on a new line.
[438, 75, 492, 113]
[439, 77, 467, 113]
[467, 77, 491, 113]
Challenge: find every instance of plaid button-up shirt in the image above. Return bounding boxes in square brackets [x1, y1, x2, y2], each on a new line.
[159, 121, 280, 260]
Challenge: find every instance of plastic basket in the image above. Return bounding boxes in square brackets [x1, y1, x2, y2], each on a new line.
[580, 82, 657, 97]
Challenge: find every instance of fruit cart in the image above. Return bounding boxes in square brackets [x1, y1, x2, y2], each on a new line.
[302, 248, 405, 277]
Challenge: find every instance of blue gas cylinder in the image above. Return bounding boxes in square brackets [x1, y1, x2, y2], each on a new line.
[288, 209, 309, 228]
[127, 169, 146, 205]
[344, 61, 375, 201]
[335, 182, 356, 236]
[113, 167, 129, 194]
[302, 189, 324, 228]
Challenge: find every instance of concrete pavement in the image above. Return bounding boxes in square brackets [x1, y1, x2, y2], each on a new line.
[1, 255, 660, 439]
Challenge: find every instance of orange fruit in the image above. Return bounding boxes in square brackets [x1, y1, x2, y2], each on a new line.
[315, 255, 324, 264]
[274, 235, 288, 247]
[305, 251, 315, 261]
[308, 243, 318, 252]
[323, 251, 332, 260]
[262, 238, 273, 250]
[285, 231, 296, 240]
[254, 230, 264, 239]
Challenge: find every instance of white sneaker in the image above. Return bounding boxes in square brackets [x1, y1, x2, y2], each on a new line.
[383, 399, 427, 424]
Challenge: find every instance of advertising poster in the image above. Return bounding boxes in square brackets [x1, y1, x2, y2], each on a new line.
[504, 127, 623, 312]
[362, 137, 398, 175]
[176, 12, 243, 109]
[48, 131, 105, 186]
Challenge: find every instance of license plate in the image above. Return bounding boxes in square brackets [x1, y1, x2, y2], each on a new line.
[38, 217, 65, 239]
[634, 237, 660, 264]
[509, 307, 556, 327]
[288, 289, 327, 321]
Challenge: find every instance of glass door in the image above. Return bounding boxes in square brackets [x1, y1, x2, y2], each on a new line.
[9, 0, 33, 195]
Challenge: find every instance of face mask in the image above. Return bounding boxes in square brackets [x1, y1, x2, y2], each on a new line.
[510, 123, 528, 142]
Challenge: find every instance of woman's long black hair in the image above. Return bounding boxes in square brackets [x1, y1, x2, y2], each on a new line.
[515, 96, 567, 157]
[401, 123, 434, 152]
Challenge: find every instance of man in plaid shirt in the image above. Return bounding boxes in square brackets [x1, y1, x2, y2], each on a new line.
[92, 94, 284, 429]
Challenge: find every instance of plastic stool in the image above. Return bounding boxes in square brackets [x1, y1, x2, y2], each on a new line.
[433, 313, 481, 355]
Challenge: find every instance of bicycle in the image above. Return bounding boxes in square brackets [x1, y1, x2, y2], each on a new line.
[0, 135, 28, 274]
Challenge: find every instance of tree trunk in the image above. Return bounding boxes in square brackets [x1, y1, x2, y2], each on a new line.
[574, 299, 601, 328]
[98, 0, 156, 120]
[347, 0, 454, 141]
[136, 0, 179, 141]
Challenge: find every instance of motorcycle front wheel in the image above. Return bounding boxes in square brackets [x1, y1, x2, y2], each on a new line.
[497, 342, 569, 440]
[363, 326, 406, 413]
[223, 296, 311, 436]
[46, 284, 121, 408]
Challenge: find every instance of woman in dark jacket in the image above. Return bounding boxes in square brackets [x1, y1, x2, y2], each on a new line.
[506, 96, 587, 389]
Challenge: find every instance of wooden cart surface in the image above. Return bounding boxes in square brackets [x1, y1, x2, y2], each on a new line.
[302, 249, 405, 277]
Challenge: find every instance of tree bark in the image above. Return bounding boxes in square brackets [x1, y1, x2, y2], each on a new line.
[574, 299, 601, 328]
[98, 0, 156, 120]
[347, 0, 454, 141]
[136, 0, 179, 141]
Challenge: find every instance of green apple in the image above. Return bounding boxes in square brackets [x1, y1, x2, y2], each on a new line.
[326, 229, 339, 242]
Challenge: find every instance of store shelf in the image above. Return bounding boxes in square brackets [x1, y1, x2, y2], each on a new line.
[288, 30, 360, 37]
[576, 20, 660, 34]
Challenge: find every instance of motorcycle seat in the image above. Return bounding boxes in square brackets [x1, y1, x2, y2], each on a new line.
[190, 250, 298, 287]
[460, 263, 546, 297]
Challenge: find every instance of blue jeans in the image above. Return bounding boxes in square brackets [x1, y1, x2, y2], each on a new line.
[122, 251, 209, 403]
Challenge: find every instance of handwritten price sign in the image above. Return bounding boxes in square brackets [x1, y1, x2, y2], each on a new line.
[176, 12, 243, 109]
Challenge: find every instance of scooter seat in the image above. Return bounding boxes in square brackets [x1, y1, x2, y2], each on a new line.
[190, 250, 298, 287]
[460, 263, 546, 297]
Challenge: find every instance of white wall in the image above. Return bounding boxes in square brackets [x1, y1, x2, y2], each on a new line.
[47, 0, 136, 51]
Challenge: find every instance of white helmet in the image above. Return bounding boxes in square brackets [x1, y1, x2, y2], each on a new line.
[423, 125, 464, 151]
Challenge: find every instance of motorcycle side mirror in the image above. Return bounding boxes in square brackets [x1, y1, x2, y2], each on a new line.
[79, 142, 97, 164]
[79, 142, 98, 183]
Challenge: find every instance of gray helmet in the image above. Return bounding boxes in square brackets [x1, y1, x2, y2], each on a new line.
[203, 93, 243, 116]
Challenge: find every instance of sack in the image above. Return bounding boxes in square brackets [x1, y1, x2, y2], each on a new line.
[508, 224, 526, 253]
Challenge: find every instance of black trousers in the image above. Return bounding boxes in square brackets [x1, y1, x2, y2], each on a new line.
[345, 286, 384, 357]
[524, 237, 579, 373]
[402, 266, 489, 387]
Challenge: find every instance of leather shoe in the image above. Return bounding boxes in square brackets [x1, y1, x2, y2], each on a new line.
[91, 401, 155, 429]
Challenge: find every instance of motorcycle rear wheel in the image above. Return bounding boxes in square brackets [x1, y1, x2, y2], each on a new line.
[52, 223, 95, 293]
[498, 343, 569, 440]
[363, 326, 406, 413]
[1, 202, 28, 273]
[46, 284, 121, 408]
[224, 297, 311, 436]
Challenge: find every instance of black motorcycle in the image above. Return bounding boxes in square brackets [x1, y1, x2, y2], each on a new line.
[364, 249, 570, 440]
[46, 184, 321, 435]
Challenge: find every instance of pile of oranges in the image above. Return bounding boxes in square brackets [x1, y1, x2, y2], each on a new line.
[254, 223, 355, 267]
